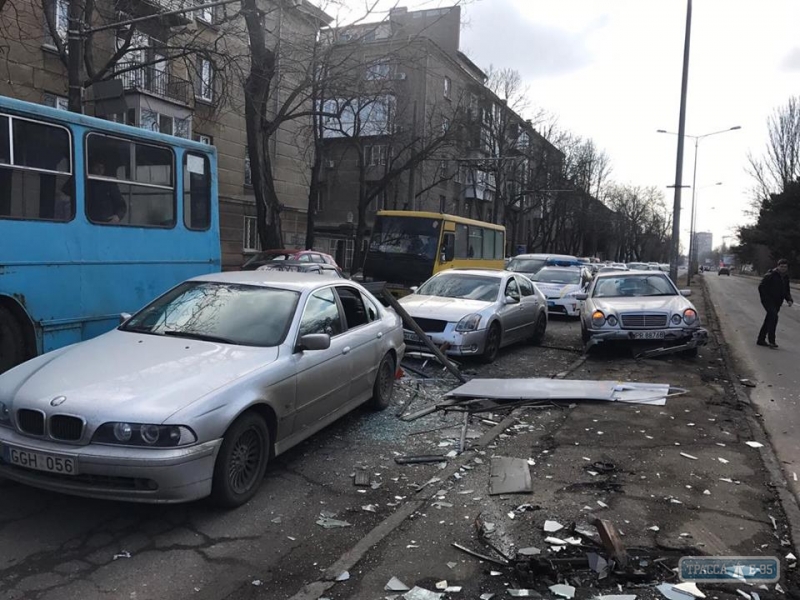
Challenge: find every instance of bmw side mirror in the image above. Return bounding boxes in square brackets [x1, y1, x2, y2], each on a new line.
[119, 312, 132, 325]
[575, 293, 588, 301]
[680, 289, 692, 297]
[297, 333, 331, 352]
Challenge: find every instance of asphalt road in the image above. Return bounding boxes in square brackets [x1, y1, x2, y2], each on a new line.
[704, 272, 800, 502]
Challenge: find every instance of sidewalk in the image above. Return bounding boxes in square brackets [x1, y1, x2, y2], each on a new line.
[289, 281, 798, 599]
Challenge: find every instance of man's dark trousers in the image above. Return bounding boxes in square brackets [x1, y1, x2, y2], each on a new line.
[758, 301, 780, 345]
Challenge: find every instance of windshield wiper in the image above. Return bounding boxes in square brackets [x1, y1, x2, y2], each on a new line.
[162, 330, 237, 344]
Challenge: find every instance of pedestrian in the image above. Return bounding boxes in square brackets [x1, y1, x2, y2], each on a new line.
[757, 258, 793, 348]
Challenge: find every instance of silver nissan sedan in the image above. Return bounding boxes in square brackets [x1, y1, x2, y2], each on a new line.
[0, 272, 404, 507]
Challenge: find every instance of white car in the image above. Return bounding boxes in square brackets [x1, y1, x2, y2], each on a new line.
[530, 267, 589, 317]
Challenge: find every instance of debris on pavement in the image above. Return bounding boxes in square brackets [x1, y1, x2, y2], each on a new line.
[353, 470, 370, 486]
[479, 594, 495, 600]
[395, 454, 448, 465]
[593, 518, 628, 567]
[316, 515, 353, 529]
[112, 550, 131, 560]
[592, 596, 637, 600]
[402, 586, 444, 600]
[335, 571, 350, 582]
[508, 590, 540, 597]
[517, 547, 542, 556]
[672, 582, 706, 598]
[745, 441, 764, 448]
[740, 378, 757, 387]
[679, 452, 698, 460]
[445, 378, 682, 406]
[251, 579, 263, 587]
[385, 577, 410, 592]
[451, 542, 508, 566]
[489, 456, 532, 495]
[544, 520, 565, 532]
[550, 583, 576, 599]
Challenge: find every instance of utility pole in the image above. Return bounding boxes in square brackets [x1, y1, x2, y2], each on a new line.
[405, 101, 418, 210]
[669, 0, 692, 284]
[67, 0, 84, 112]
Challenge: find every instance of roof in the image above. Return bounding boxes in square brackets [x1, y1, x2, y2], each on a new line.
[594, 270, 669, 278]
[190, 271, 356, 291]
[377, 210, 505, 231]
[437, 268, 506, 278]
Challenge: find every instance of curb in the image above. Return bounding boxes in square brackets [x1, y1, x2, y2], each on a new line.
[284, 353, 587, 600]
[699, 276, 800, 554]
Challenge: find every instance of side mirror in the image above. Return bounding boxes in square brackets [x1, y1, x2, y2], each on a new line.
[680, 289, 692, 297]
[505, 295, 520, 304]
[575, 293, 588, 301]
[119, 312, 132, 325]
[297, 333, 331, 352]
[409, 286, 419, 293]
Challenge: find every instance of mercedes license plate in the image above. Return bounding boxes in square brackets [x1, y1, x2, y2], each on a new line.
[403, 330, 422, 344]
[632, 331, 666, 340]
[3, 445, 78, 475]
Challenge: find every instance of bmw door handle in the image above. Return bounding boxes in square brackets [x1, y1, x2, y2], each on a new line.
[342, 346, 351, 355]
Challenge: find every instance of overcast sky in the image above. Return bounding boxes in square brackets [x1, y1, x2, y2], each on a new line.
[331, 0, 800, 250]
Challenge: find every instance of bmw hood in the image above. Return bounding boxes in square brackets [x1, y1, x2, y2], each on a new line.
[591, 295, 693, 315]
[535, 282, 582, 299]
[398, 294, 493, 323]
[0, 330, 279, 424]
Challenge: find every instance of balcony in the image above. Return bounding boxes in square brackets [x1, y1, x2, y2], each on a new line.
[116, 63, 193, 106]
[117, 0, 193, 26]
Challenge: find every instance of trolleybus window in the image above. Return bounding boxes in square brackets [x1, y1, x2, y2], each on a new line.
[0, 114, 73, 221]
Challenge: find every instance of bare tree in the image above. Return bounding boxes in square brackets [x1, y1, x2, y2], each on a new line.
[747, 95, 800, 208]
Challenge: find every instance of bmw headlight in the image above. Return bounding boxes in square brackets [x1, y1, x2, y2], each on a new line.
[93, 423, 197, 447]
[671, 314, 683, 325]
[591, 310, 606, 328]
[455, 314, 482, 332]
[0, 401, 11, 428]
[683, 309, 698, 326]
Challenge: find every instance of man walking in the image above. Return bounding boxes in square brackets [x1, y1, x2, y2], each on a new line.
[758, 259, 793, 348]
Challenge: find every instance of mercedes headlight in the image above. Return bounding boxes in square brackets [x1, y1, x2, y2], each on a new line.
[93, 423, 197, 447]
[591, 310, 606, 328]
[455, 314, 482, 332]
[683, 309, 698, 326]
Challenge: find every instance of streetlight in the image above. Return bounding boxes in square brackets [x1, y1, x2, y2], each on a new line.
[657, 126, 740, 285]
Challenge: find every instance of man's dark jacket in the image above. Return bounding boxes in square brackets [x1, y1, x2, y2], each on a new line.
[759, 269, 793, 307]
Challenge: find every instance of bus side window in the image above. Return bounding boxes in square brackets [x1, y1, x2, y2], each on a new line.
[455, 224, 469, 259]
[0, 116, 73, 222]
[468, 226, 483, 259]
[482, 228, 494, 259]
[184, 153, 210, 230]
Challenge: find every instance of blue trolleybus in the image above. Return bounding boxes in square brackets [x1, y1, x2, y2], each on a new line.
[0, 96, 220, 373]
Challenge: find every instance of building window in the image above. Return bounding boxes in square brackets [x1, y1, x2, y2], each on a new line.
[439, 195, 447, 213]
[140, 109, 191, 139]
[315, 190, 323, 213]
[365, 59, 391, 81]
[443, 76, 451, 100]
[196, 58, 214, 102]
[244, 148, 252, 186]
[43, 93, 69, 110]
[441, 117, 450, 135]
[196, 0, 215, 23]
[454, 164, 466, 184]
[44, 0, 69, 47]
[365, 144, 387, 166]
[243, 215, 259, 251]
[194, 133, 212, 145]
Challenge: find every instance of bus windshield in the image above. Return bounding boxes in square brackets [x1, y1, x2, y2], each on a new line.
[369, 216, 441, 261]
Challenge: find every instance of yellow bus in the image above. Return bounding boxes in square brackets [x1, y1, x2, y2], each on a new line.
[363, 210, 506, 295]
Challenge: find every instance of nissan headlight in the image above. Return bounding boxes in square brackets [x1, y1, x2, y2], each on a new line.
[591, 310, 606, 328]
[93, 423, 197, 447]
[0, 401, 10, 428]
[683, 309, 698, 326]
[455, 314, 481, 332]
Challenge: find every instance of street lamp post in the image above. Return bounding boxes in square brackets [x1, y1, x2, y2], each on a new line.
[657, 126, 740, 285]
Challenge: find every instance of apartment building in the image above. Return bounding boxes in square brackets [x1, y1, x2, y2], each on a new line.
[313, 5, 565, 270]
[0, 0, 330, 269]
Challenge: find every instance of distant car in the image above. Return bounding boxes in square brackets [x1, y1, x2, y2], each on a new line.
[597, 266, 627, 274]
[626, 262, 649, 271]
[577, 270, 708, 356]
[0, 272, 404, 506]
[718, 267, 731, 276]
[647, 262, 660, 270]
[242, 249, 338, 271]
[257, 260, 344, 278]
[659, 264, 670, 272]
[399, 269, 548, 362]
[506, 253, 580, 276]
[611, 263, 629, 270]
[530, 266, 590, 318]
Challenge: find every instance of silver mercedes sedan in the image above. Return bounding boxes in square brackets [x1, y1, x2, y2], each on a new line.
[399, 269, 548, 362]
[0, 272, 404, 507]
[577, 270, 708, 355]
